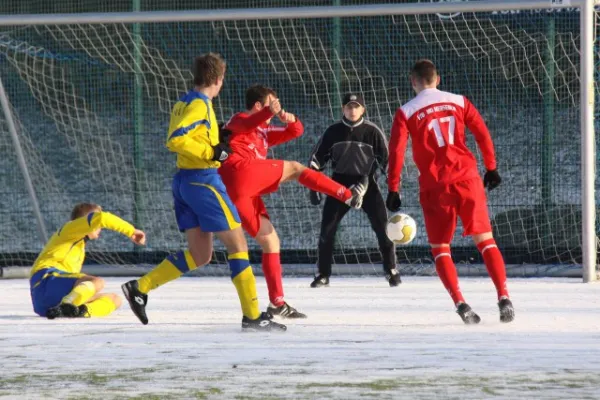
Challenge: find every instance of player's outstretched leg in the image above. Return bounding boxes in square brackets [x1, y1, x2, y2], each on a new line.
[475, 236, 514, 323]
[283, 161, 368, 209]
[122, 249, 199, 325]
[432, 246, 480, 325]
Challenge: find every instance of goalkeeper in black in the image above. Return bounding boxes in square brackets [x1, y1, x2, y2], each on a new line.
[308, 93, 400, 288]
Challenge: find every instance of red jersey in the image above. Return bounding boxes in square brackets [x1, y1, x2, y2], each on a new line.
[388, 88, 496, 192]
[224, 107, 304, 164]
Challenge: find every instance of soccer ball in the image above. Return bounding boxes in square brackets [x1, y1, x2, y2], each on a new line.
[386, 213, 417, 245]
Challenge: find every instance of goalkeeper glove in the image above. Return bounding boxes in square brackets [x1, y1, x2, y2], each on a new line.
[483, 169, 501, 191]
[211, 143, 231, 162]
[386, 191, 401, 212]
[309, 190, 322, 206]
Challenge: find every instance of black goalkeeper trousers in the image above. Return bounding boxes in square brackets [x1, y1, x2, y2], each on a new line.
[317, 177, 395, 277]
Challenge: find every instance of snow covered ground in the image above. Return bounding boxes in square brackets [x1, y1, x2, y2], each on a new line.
[1, 276, 600, 400]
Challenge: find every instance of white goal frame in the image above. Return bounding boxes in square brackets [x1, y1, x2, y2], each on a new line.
[0, 0, 597, 282]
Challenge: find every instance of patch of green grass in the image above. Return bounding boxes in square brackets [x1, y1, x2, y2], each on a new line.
[117, 394, 179, 400]
[4, 354, 26, 359]
[189, 387, 223, 399]
[482, 386, 500, 396]
[298, 379, 400, 392]
[0, 368, 159, 390]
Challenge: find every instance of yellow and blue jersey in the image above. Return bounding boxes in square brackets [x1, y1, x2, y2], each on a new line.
[29, 211, 134, 317]
[30, 211, 135, 277]
[167, 89, 241, 233]
[166, 90, 221, 170]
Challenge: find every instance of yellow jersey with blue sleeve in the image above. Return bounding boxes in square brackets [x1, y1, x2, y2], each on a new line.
[166, 90, 221, 170]
[30, 211, 135, 277]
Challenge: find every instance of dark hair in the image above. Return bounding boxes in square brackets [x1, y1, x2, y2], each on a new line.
[70, 203, 101, 220]
[192, 53, 226, 87]
[245, 85, 277, 110]
[411, 59, 438, 84]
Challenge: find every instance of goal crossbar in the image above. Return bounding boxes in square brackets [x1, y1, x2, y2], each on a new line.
[0, 0, 591, 26]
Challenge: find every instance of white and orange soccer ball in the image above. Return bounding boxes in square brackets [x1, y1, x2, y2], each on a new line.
[386, 213, 417, 245]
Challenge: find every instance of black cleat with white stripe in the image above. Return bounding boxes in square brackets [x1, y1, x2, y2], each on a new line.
[310, 275, 330, 288]
[46, 302, 82, 320]
[456, 302, 481, 325]
[267, 302, 307, 319]
[386, 268, 402, 287]
[498, 297, 515, 323]
[122, 280, 149, 325]
[242, 312, 287, 332]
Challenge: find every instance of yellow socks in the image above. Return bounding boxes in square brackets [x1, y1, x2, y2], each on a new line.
[229, 252, 260, 320]
[84, 295, 118, 317]
[61, 281, 96, 306]
[138, 250, 197, 294]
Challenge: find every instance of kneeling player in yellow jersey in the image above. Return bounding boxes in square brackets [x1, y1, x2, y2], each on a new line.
[121, 53, 285, 332]
[30, 203, 146, 319]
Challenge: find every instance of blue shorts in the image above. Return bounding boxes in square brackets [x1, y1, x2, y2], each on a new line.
[30, 268, 85, 317]
[172, 168, 241, 233]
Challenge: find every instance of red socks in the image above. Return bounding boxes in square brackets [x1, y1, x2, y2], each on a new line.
[298, 169, 351, 202]
[262, 253, 284, 307]
[432, 246, 465, 305]
[477, 239, 509, 300]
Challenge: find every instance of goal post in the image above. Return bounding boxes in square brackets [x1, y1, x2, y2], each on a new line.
[0, 0, 597, 281]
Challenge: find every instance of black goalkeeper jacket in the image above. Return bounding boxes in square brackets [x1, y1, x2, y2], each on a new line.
[309, 117, 389, 184]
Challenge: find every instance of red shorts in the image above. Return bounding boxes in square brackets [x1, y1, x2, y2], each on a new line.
[419, 178, 492, 244]
[219, 158, 284, 237]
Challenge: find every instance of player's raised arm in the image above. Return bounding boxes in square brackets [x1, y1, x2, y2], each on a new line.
[386, 108, 409, 211]
[463, 98, 501, 190]
[226, 88, 283, 133]
[56, 209, 137, 243]
[266, 112, 304, 147]
[227, 107, 274, 132]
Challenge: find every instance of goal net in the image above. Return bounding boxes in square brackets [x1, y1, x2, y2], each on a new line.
[0, 1, 597, 277]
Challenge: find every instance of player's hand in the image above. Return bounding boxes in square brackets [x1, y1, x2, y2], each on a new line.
[269, 98, 282, 115]
[309, 190, 322, 206]
[211, 143, 232, 162]
[130, 229, 146, 246]
[278, 110, 297, 124]
[483, 169, 501, 191]
[386, 191, 401, 212]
